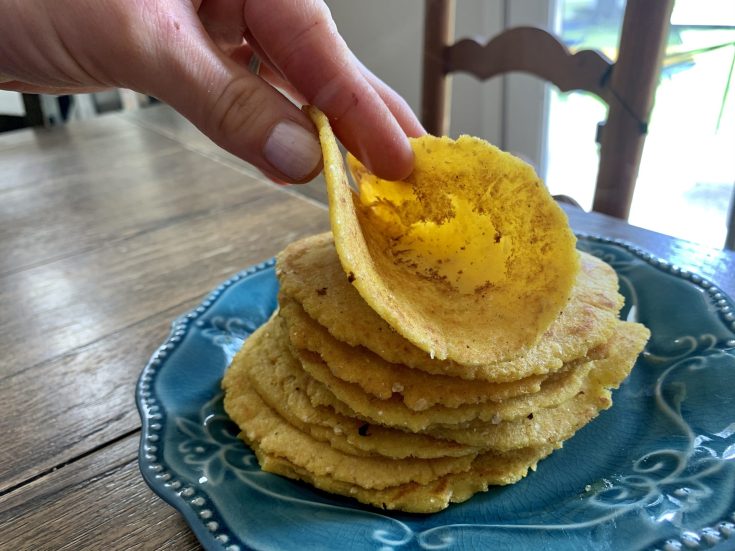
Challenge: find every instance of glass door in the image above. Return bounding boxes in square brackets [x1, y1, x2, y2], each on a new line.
[541, 0, 735, 248]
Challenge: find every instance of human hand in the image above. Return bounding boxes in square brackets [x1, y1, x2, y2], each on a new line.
[0, 0, 424, 182]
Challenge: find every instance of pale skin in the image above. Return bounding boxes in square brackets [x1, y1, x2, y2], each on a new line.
[0, 0, 425, 183]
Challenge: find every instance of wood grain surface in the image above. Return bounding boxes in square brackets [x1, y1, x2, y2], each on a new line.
[0, 109, 328, 550]
[0, 105, 732, 550]
[0, 435, 201, 551]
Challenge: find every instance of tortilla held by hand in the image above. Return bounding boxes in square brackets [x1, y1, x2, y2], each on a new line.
[306, 107, 579, 365]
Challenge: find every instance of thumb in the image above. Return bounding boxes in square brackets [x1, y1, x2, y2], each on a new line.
[147, 22, 322, 183]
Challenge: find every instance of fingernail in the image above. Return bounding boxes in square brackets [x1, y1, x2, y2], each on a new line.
[263, 120, 321, 181]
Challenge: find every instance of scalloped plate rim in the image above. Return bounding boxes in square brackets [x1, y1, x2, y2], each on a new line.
[135, 236, 735, 551]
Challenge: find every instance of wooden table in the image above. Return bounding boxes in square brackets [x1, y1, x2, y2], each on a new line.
[1, 105, 733, 550]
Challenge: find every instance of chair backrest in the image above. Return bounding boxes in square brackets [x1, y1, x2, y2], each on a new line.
[0, 93, 44, 132]
[421, 0, 674, 220]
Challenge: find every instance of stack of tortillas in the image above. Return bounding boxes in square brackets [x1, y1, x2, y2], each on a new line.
[222, 108, 650, 513]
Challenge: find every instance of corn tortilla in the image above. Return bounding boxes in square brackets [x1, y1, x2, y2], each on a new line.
[277, 232, 622, 381]
[307, 106, 579, 363]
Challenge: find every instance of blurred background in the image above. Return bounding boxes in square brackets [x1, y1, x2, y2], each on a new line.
[1, 0, 733, 249]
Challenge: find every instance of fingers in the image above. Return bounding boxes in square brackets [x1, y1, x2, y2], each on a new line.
[244, 0, 415, 181]
[148, 12, 322, 183]
[197, 0, 246, 53]
[229, 44, 420, 140]
[229, 44, 306, 103]
[228, 44, 420, 142]
[0, 81, 109, 95]
[354, 56, 425, 139]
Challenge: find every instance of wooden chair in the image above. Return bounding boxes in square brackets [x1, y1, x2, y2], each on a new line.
[421, 0, 674, 220]
[0, 94, 46, 132]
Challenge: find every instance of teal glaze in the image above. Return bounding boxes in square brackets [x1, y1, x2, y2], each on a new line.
[137, 237, 735, 551]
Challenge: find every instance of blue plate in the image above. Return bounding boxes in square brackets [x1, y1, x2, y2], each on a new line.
[137, 236, 735, 551]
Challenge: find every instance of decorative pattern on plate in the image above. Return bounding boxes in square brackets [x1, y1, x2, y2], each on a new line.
[137, 238, 735, 551]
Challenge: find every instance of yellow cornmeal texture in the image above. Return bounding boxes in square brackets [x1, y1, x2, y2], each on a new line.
[221, 107, 651, 513]
[279, 298, 548, 410]
[308, 106, 579, 364]
[222, 313, 649, 511]
[224, 322, 478, 489]
[422, 324, 650, 450]
[223, 320, 557, 513]
[294, 322, 648, 451]
[291, 343, 595, 431]
[243, 317, 480, 461]
[277, 233, 622, 382]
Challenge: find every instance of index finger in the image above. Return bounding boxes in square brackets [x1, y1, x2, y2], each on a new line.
[244, 0, 418, 181]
